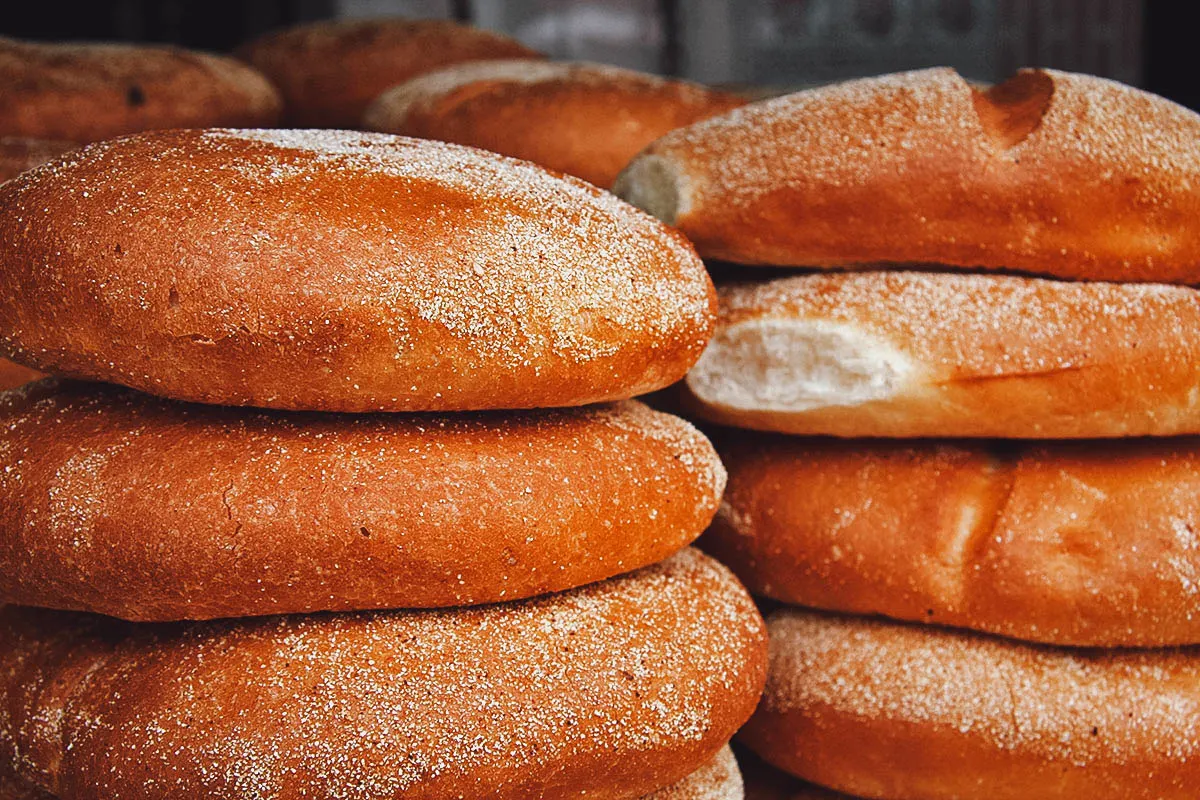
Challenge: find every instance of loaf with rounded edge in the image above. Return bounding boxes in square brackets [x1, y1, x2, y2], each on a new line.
[615, 67, 1200, 283]
[0, 379, 726, 621]
[0, 128, 714, 412]
[0, 138, 72, 391]
[0, 549, 767, 799]
[364, 60, 745, 188]
[0, 748, 742, 800]
[742, 609, 1200, 800]
[686, 271, 1200, 438]
[237, 18, 543, 127]
[0, 37, 281, 143]
[707, 434, 1200, 646]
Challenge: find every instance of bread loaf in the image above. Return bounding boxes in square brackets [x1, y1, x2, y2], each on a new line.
[686, 272, 1200, 438]
[615, 68, 1200, 283]
[0, 37, 280, 142]
[237, 18, 542, 127]
[707, 433, 1200, 646]
[0, 129, 714, 412]
[741, 609, 1200, 800]
[0, 379, 725, 620]
[0, 549, 767, 799]
[364, 60, 745, 188]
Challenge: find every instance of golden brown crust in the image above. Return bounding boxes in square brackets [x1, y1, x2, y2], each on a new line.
[0, 379, 725, 621]
[742, 609, 1200, 800]
[0, 138, 75, 183]
[706, 434, 1200, 646]
[0, 37, 281, 143]
[645, 746, 743, 799]
[365, 60, 745, 188]
[237, 18, 543, 128]
[685, 272, 1200, 438]
[0, 129, 714, 412]
[615, 68, 1200, 283]
[0, 550, 767, 799]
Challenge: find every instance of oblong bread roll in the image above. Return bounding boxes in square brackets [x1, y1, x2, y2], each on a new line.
[741, 609, 1200, 800]
[615, 67, 1200, 283]
[0, 379, 724, 621]
[237, 18, 542, 128]
[0, 37, 281, 142]
[707, 433, 1200, 647]
[686, 271, 1200, 438]
[365, 60, 745, 188]
[0, 129, 714, 412]
[0, 549, 767, 799]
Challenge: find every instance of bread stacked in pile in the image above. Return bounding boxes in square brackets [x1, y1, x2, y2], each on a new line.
[0, 124, 769, 796]
[617, 68, 1200, 799]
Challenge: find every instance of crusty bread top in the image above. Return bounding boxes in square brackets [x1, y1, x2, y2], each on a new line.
[237, 18, 542, 127]
[0, 549, 767, 799]
[0, 128, 713, 411]
[763, 610, 1200, 771]
[0, 379, 725, 620]
[0, 138, 74, 183]
[616, 67, 1200, 283]
[0, 37, 281, 143]
[364, 59, 745, 187]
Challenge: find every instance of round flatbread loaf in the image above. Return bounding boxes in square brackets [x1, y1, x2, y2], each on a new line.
[0, 129, 714, 412]
[0, 549, 767, 799]
[742, 609, 1200, 800]
[0, 379, 725, 621]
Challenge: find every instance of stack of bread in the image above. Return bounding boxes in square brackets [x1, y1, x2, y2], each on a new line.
[0, 128, 767, 798]
[616, 68, 1200, 799]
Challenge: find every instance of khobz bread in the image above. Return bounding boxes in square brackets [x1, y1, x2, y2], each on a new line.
[0, 129, 714, 412]
[741, 609, 1200, 800]
[616, 67, 1200, 284]
[0, 379, 725, 621]
[686, 272, 1200, 438]
[707, 434, 1200, 647]
[0, 37, 280, 143]
[364, 60, 745, 188]
[0, 549, 767, 799]
[237, 18, 543, 128]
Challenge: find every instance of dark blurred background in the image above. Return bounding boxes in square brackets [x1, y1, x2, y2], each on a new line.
[2, 1, 1192, 108]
